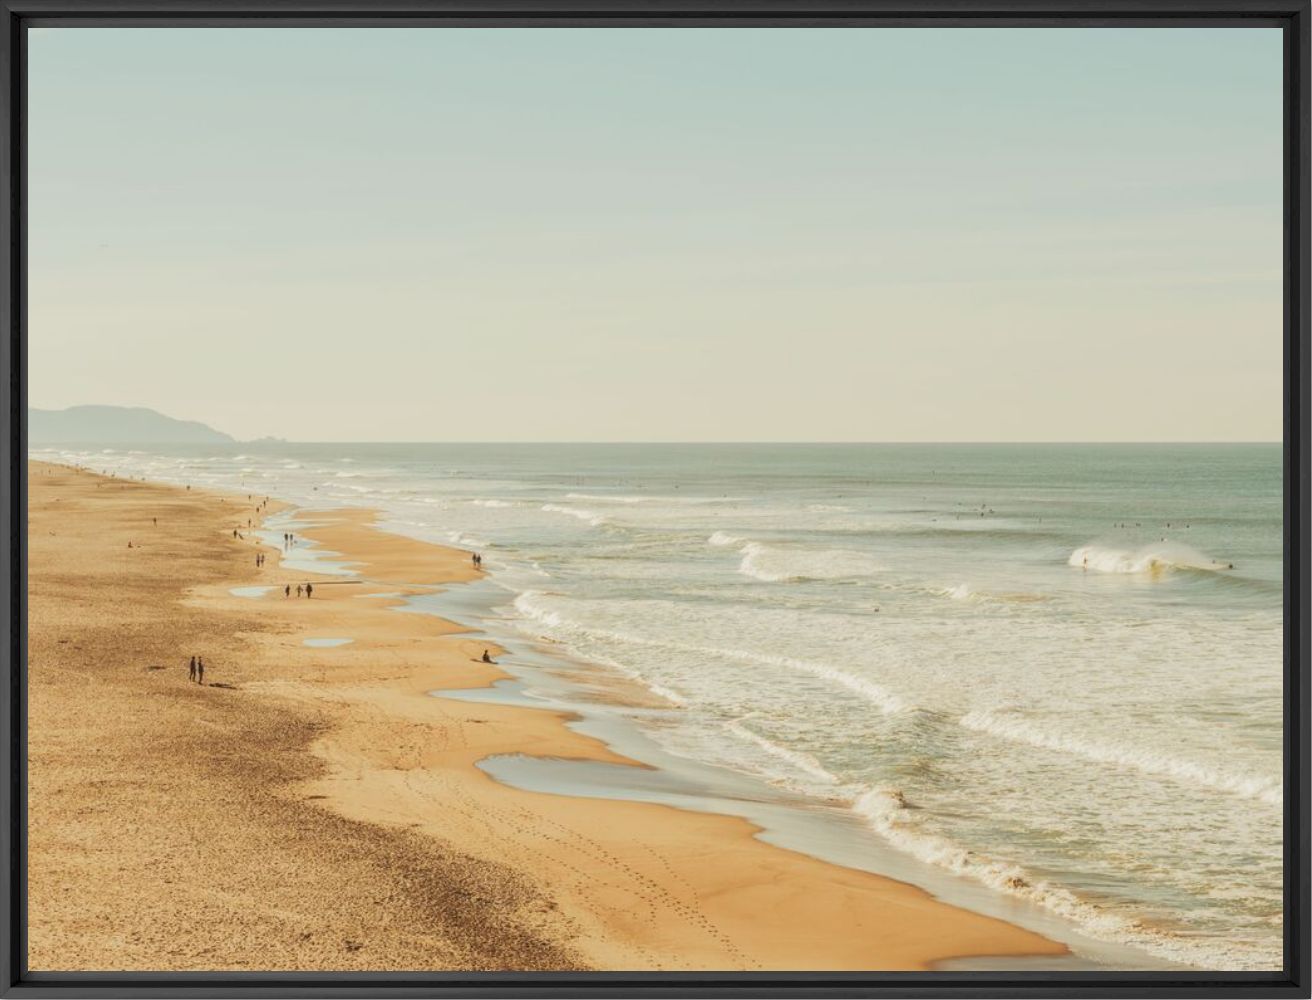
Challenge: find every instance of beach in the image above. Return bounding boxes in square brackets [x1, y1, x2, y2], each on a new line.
[25, 459, 1070, 972]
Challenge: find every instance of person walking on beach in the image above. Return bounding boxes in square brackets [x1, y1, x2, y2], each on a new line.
[188, 656, 196, 682]
[196, 657, 205, 685]
[305, 583, 313, 599]
[296, 584, 303, 597]
[285, 584, 291, 598]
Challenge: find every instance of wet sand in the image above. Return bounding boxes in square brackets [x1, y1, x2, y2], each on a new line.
[27, 460, 1068, 971]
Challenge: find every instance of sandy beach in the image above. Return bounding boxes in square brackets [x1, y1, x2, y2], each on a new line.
[26, 459, 1069, 972]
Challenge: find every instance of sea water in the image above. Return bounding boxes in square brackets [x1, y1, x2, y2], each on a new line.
[34, 442, 1283, 970]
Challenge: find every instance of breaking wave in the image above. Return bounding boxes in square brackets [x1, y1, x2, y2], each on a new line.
[725, 716, 840, 786]
[960, 709, 1281, 806]
[1069, 542, 1233, 576]
[511, 590, 906, 716]
[847, 787, 1252, 969]
[541, 503, 608, 527]
[738, 541, 887, 583]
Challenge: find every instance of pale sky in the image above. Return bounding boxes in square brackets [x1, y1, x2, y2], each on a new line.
[29, 28, 1282, 442]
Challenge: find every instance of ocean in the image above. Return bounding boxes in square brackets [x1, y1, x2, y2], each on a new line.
[30, 442, 1284, 970]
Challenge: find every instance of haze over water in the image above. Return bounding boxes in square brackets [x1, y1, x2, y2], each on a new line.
[35, 441, 1283, 970]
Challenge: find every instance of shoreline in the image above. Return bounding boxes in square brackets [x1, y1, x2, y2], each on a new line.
[410, 576, 1176, 973]
[29, 459, 1074, 971]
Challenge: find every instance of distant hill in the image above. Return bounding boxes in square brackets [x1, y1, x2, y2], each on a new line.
[29, 406, 235, 445]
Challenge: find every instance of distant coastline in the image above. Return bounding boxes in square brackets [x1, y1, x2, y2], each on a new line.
[29, 405, 234, 445]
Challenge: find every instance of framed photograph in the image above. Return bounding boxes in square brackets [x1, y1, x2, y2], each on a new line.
[4, 1, 1308, 996]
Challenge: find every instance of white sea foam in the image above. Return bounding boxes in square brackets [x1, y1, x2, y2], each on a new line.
[541, 503, 607, 527]
[470, 498, 516, 508]
[446, 531, 490, 549]
[511, 591, 906, 716]
[568, 492, 742, 505]
[1069, 542, 1231, 575]
[737, 541, 886, 583]
[959, 709, 1281, 806]
[708, 531, 745, 547]
[725, 717, 839, 785]
[847, 787, 1242, 969]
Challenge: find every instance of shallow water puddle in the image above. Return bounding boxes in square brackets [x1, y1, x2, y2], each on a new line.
[229, 586, 274, 598]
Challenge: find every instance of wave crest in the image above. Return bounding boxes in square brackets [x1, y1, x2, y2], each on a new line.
[960, 709, 1281, 806]
[541, 503, 607, 527]
[738, 541, 886, 583]
[1069, 542, 1232, 576]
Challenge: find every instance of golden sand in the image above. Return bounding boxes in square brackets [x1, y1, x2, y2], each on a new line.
[26, 460, 1067, 972]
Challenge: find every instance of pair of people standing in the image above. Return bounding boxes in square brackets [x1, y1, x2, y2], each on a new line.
[187, 656, 206, 684]
[471, 553, 483, 568]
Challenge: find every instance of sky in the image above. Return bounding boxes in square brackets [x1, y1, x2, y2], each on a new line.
[28, 27, 1283, 442]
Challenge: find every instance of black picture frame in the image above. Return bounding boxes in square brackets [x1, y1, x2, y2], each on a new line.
[2, 2, 1307, 996]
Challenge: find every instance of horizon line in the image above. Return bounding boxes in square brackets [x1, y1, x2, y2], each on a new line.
[30, 439, 1285, 446]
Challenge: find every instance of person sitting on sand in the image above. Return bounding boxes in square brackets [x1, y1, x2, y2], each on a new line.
[482, 649, 493, 663]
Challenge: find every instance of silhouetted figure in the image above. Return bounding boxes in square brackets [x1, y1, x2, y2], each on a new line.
[285, 584, 291, 598]
[482, 649, 493, 663]
[305, 583, 313, 599]
[189, 656, 196, 682]
[196, 657, 205, 685]
[296, 585, 303, 597]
